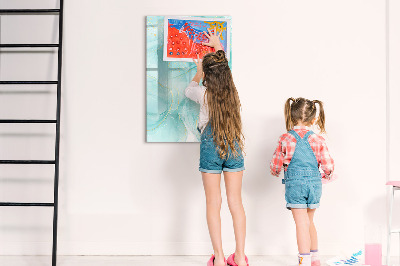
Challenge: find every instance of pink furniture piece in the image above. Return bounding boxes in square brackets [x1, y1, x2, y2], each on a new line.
[386, 181, 400, 265]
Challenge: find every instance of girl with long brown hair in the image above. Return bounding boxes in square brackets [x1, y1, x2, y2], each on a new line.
[185, 29, 248, 266]
[270, 98, 335, 266]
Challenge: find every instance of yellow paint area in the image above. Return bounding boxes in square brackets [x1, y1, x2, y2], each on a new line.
[204, 21, 227, 40]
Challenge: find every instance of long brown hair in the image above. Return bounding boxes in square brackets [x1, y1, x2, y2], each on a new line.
[284, 97, 326, 133]
[202, 50, 244, 158]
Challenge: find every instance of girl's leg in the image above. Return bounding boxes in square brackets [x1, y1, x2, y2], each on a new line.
[291, 208, 311, 254]
[307, 209, 320, 266]
[224, 171, 247, 266]
[202, 172, 225, 266]
[307, 209, 318, 251]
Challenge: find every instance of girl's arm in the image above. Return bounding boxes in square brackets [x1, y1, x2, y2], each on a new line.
[319, 139, 335, 179]
[202, 28, 223, 51]
[185, 81, 205, 104]
[270, 136, 286, 176]
[185, 55, 205, 103]
[192, 55, 202, 83]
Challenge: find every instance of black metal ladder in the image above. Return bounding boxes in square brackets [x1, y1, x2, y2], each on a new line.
[0, 2, 63, 266]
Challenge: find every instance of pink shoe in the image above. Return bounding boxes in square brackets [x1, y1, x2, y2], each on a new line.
[227, 253, 249, 266]
[207, 254, 227, 266]
[311, 260, 320, 266]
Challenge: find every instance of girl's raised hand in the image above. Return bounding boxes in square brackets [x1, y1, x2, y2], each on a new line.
[202, 28, 223, 51]
[193, 54, 202, 73]
[191, 55, 203, 83]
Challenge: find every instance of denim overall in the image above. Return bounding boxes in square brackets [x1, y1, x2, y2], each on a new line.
[283, 130, 322, 210]
[198, 124, 244, 174]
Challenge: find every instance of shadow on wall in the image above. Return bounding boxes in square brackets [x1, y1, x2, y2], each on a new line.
[364, 194, 387, 244]
[163, 142, 203, 252]
[243, 115, 292, 254]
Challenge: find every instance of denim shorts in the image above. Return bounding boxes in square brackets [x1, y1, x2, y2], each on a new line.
[285, 178, 322, 209]
[199, 126, 245, 174]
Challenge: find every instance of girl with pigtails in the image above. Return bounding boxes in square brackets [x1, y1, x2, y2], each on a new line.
[270, 98, 335, 266]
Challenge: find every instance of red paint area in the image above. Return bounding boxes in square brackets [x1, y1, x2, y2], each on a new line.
[167, 25, 215, 60]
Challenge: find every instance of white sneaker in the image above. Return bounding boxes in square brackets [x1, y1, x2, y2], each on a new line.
[291, 254, 311, 266]
[311, 251, 321, 266]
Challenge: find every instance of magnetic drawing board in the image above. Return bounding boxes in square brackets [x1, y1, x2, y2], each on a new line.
[146, 16, 232, 142]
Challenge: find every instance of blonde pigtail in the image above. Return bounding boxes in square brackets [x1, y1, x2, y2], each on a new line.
[313, 100, 326, 133]
[285, 98, 295, 131]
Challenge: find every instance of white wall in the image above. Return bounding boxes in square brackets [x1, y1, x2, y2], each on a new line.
[0, 0, 389, 257]
[388, 0, 400, 258]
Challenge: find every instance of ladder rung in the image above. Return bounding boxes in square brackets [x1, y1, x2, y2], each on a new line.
[0, 81, 58, 84]
[0, 119, 56, 123]
[0, 44, 59, 48]
[0, 160, 55, 164]
[0, 202, 54, 207]
[0, 9, 60, 14]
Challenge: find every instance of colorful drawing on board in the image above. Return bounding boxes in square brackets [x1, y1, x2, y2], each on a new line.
[163, 16, 230, 62]
[146, 16, 232, 142]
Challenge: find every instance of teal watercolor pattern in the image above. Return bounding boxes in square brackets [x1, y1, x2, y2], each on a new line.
[146, 16, 232, 142]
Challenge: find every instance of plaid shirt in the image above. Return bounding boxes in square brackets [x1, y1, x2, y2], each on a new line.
[270, 126, 334, 179]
